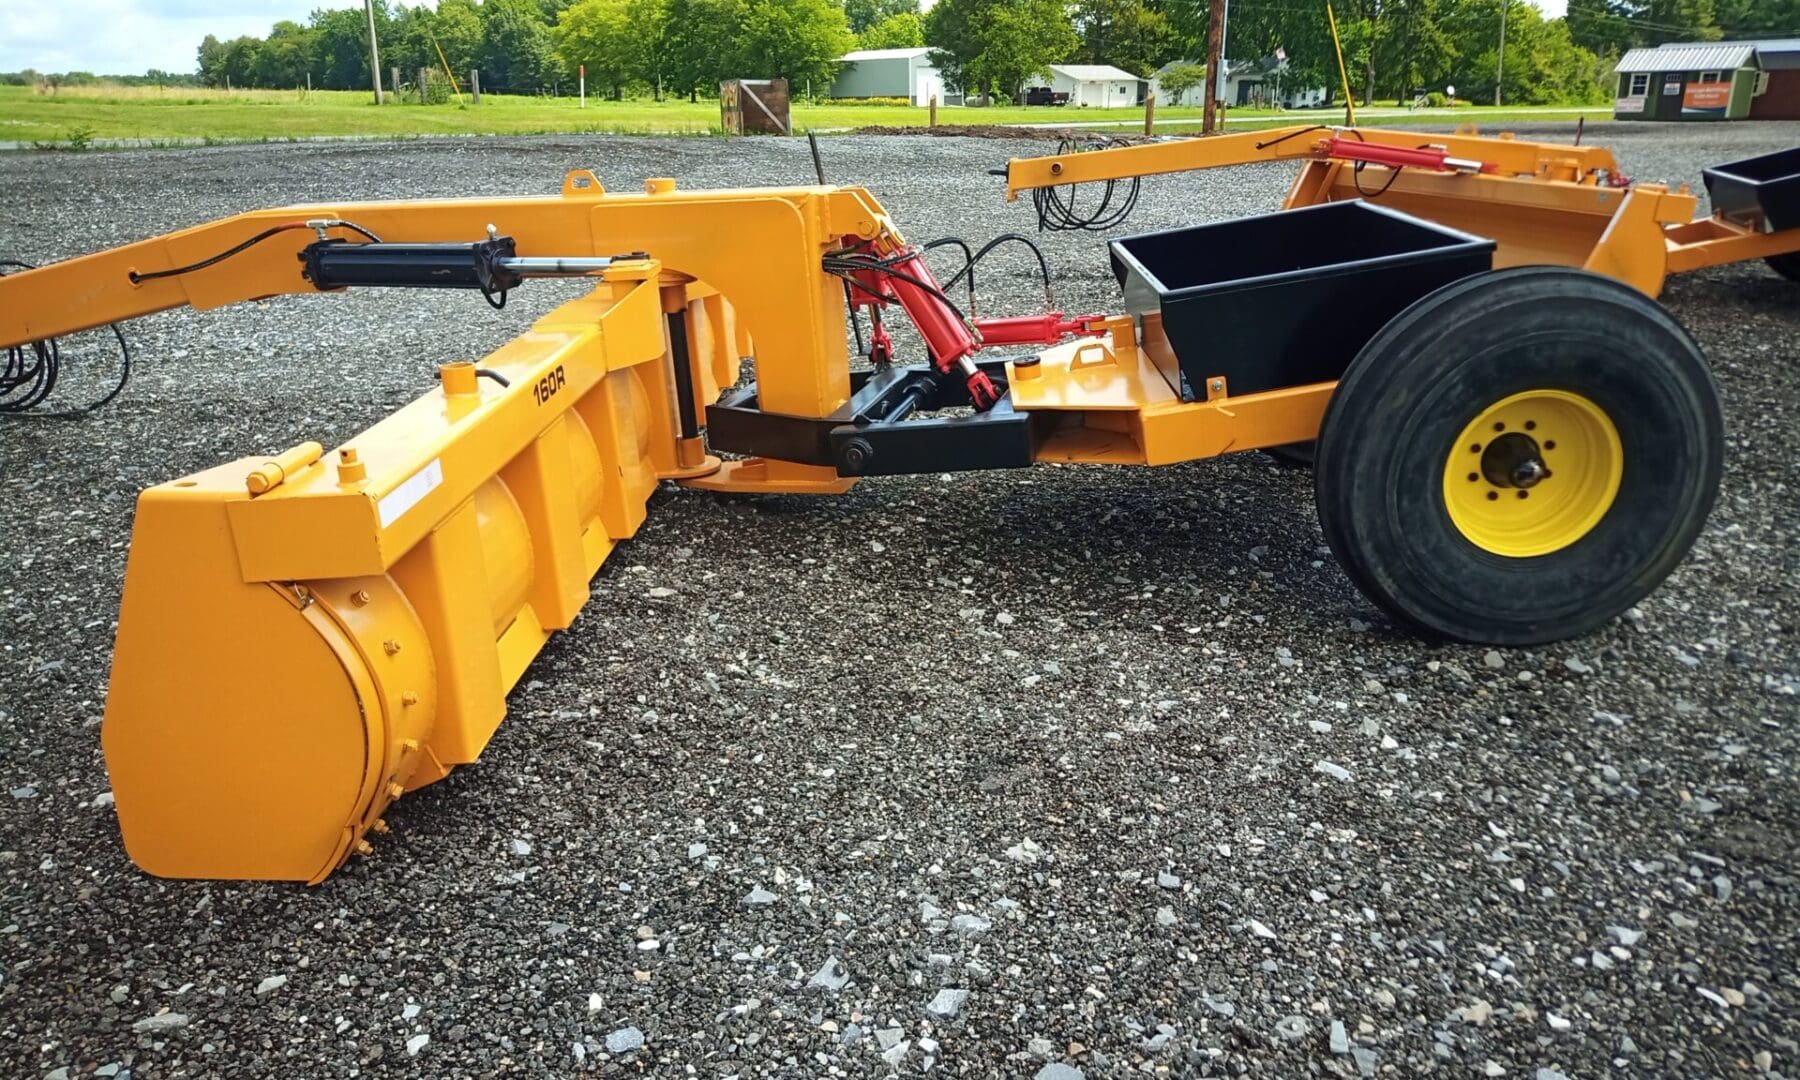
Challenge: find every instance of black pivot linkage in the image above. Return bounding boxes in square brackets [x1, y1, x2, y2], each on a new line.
[707, 359, 1044, 477]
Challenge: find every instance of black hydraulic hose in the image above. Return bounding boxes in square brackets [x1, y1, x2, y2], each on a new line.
[128, 220, 382, 284]
[0, 260, 131, 418]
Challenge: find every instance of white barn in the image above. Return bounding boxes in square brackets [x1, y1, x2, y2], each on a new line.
[830, 47, 953, 107]
[1027, 64, 1142, 107]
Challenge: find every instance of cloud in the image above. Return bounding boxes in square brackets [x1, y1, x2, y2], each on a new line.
[0, 1, 384, 76]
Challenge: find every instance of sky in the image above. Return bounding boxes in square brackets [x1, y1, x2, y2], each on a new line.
[0, 0, 1568, 77]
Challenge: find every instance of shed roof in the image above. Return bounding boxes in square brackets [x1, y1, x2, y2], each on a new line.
[1749, 39, 1800, 69]
[1048, 64, 1141, 82]
[1616, 42, 1757, 73]
[839, 47, 934, 62]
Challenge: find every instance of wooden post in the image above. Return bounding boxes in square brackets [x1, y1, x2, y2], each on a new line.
[364, 0, 384, 104]
[929, 95, 938, 127]
[421, 68, 431, 103]
[391, 67, 401, 99]
[1202, 0, 1225, 134]
[471, 69, 480, 103]
[1144, 90, 1156, 135]
[1494, 0, 1509, 106]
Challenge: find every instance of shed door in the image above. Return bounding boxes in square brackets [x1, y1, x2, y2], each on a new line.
[1654, 72, 1685, 119]
[915, 70, 943, 107]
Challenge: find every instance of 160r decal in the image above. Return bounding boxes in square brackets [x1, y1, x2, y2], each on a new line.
[533, 365, 566, 406]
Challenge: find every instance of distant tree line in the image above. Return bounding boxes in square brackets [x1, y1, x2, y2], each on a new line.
[171, 0, 1796, 105]
[1, 69, 202, 88]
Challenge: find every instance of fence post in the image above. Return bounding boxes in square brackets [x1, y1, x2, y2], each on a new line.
[471, 69, 481, 104]
[930, 94, 938, 127]
[420, 68, 431, 103]
[1144, 90, 1156, 135]
[390, 68, 401, 99]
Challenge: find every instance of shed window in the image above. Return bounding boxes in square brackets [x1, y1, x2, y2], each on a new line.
[1628, 73, 1649, 95]
[1699, 70, 1722, 83]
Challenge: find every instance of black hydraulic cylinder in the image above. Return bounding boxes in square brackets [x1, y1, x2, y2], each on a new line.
[301, 236, 523, 293]
[665, 311, 701, 440]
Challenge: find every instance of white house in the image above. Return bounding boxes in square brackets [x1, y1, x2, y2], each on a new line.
[830, 47, 955, 107]
[1026, 64, 1143, 107]
[1150, 57, 1329, 109]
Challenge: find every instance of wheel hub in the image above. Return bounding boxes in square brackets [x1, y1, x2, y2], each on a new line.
[1480, 432, 1551, 489]
[1442, 389, 1623, 558]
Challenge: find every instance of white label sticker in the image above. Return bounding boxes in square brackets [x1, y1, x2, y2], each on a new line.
[377, 458, 444, 528]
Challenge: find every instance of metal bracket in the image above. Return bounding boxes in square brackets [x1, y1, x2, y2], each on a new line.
[706, 360, 1042, 477]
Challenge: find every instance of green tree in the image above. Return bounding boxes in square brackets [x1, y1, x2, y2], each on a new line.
[482, 0, 558, 90]
[1073, 0, 1181, 77]
[556, 0, 638, 96]
[1199, 2, 1339, 100]
[663, 0, 745, 97]
[1155, 60, 1205, 97]
[1372, 0, 1453, 98]
[860, 11, 925, 49]
[736, 0, 856, 92]
[624, 0, 672, 96]
[1567, 0, 1720, 51]
[1567, 0, 1634, 54]
[212, 35, 263, 88]
[1714, 0, 1800, 36]
[1442, 0, 1609, 104]
[253, 20, 317, 87]
[197, 35, 227, 86]
[436, 0, 486, 74]
[309, 5, 389, 90]
[844, 0, 920, 35]
[1641, 0, 1722, 40]
[391, 0, 485, 85]
[926, 0, 1078, 101]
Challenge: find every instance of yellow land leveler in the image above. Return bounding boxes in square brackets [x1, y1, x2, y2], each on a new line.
[1, 128, 1793, 882]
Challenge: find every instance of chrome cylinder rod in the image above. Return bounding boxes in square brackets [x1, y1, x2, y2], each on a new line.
[495, 256, 618, 277]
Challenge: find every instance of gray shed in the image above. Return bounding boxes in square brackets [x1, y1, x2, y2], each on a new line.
[830, 48, 953, 107]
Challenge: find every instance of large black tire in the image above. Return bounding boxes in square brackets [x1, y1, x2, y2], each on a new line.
[1314, 266, 1724, 645]
[1765, 251, 1800, 282]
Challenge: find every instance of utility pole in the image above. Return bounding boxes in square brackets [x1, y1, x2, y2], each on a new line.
[1494, 0, 1507, 107]
[1202, 0, 1226, 134]
[364, 0, 385, 104]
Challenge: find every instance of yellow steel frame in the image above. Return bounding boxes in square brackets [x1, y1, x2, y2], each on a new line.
[1003, 124, 1800, 298]
[7, 142, 1765, 880]
[1, 175, 934, 880]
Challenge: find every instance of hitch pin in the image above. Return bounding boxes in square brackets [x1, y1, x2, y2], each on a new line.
[245, 441, 324, 496]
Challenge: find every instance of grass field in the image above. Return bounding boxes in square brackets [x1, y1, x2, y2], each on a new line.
[0, 84, 1612, 147]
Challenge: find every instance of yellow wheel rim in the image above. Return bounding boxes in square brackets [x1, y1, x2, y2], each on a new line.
[1442, 389, 1623, 557]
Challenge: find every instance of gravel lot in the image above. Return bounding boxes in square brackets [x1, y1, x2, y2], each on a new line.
[1, 122, 1796, 1080]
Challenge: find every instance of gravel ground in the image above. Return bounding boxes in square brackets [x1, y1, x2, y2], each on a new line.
[1, 122, 1796, 1080]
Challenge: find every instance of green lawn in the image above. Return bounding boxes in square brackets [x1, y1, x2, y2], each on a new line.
[0, 84, 1611, 147]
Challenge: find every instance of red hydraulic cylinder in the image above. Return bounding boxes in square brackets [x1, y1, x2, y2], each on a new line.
[1323, 137, 1494, 174]
[972, 312, 1107, 347]
[877, 249, 1000, 410]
